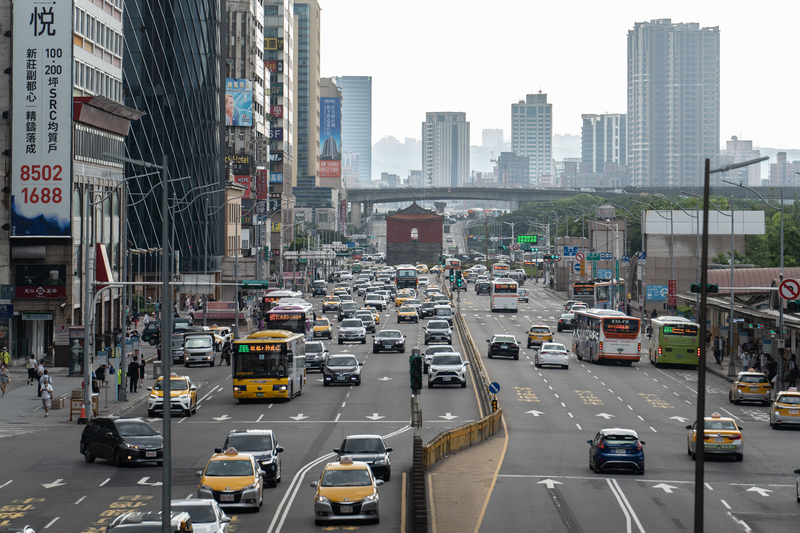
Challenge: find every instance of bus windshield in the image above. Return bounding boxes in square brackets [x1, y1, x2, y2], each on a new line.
[603, 318, 639, 335]
[266, 312, 307, 334]
[397, 269, 417, 278]
[233, 343, 288, 379]
[662, 324, 698, 336]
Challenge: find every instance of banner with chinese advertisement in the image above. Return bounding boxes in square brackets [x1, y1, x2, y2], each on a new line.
[234, 175, 251, 198]
[225, 154, 252, 176]
[11, 0, 73, 237]
[340, 198, 347, 234]
[265, 37, 284, 51]
[225, 79, 253, 126]
[269, 128, 283, 140]
[15, 264, 67, 298]
[320, 98, 342, 178]
[270, 173, 284, 184]
[266, 60, 284, 73]
[256, 168, 269, 200]
[270, 105, 283, 119]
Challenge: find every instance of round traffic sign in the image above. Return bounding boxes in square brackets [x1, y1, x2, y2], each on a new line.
[576, 252, 585, 261]
[326, 250, 336, 259]
[779, 278, 800, 300]
[511, 243, 520, 251]
[488, 382, 501, 394]
[573, 263, 581, 273]
[554, 256, 561, 263]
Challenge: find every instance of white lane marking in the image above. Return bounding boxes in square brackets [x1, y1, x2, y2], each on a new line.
[74, 496, 87, 505]
[627, 405, 633, 410]
[199, 386, 219, 402]
[576, 423, 582, 430]
[561, 402, 566, 408]
[334, 413, 341, 422]
[99, 478, 110, 487]
[637, 416, 644, 421]
[650, 427, 657, 433]
[568, 413, 573, 418]
[0, 480, 11, 489]
[721, 500, 731, 509]
[607, 478, 646, 533]
[718, 407, 743, 421]
[673, 392, 680, 397]
[257, 414, 264, 422]
[342, 402, 346, 408]
[704, 483, 713, 491]
[554, 393, 558, 398]
[44, 517, 59, 529]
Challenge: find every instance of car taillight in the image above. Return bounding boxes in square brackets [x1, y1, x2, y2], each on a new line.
[599, 341, 603, 351]
[491, 343, 500, 348]
[638, 343, 641, 352]
[598, 441, 605, 449]
[730, 434, 741, 441]
[658, 346, 662, 355]
[636, 441, 642, 450]
[697, 348, 701, 358]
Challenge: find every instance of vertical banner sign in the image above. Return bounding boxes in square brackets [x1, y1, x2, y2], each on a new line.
[668, 279, 677, 308]
[319, 97, 341, 178]
[592, 261, 597, 278]
[255, 168, 269, 200]
[225, 78, 253, 126]
[615, 260, 620, 280]
[12, 0, 73, 237]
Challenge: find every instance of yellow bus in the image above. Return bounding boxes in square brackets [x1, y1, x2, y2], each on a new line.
[232, 330, 306, 401]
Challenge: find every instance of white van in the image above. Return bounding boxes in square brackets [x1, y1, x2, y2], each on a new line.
[433, 304, 453, 327]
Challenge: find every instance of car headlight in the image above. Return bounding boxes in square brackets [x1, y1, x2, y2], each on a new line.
[123, 442, 139, 450]
[243, 481, 260, 492]
[361, 492, 379, 503]
[150, 393, 158, 399]
[316, 494, 331, 503]
[373, 459, 387, 466]
[198, 484, 214, 492]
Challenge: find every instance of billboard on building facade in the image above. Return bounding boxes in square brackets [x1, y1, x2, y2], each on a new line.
[266, 60, 284, 73]
[225, 79, 253, 126]
[255, 168, 269, 200]
[15, 264, 67, 298]
[270, 172, 284, 184]
[11, 0, 73, 237]
[320, 98, 342, 178]
[270, 105, 283, 119]
[269, 128, 283, 141]
[269, 152, 283, 164]
[265, 38, 284, 51]
[234, 175, 251, 198]
[225, 154, 252, 175]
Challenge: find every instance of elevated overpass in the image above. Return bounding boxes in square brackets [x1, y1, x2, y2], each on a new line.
[346, 185, 795, 221]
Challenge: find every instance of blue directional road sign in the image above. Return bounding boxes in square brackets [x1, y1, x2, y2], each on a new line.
[639, 251, 647, 260]
[488, 382, 501, 394]
[597, 269, 612, 280]
[573, 263, 581, 273]
[346, 242, 356, 249]
[646, 284, 668, 302]
[600, 252, 612, 260]
[621, 255, 630, 263]
[563, 246, 577, 257]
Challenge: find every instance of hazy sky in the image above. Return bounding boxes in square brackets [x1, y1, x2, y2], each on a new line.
[319, 0, 799, 150]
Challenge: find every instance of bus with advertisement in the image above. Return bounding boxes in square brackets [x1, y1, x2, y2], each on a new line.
[490, 278, 519, 312]
[265, 305, 314, 336]
[571, 280, 625, 308]
[395, 264, 419, 290]
[491, 262, 510, 279]
[232, 330, 306, 401]
[572, 309, 641, 365]
[646, 316, 700, 367]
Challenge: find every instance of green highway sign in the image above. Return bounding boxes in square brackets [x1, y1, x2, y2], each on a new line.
[298, 258, 308, 264]
[592, 261, 597, 277]
[517, 235, 539, 244]
[587, 253, 601, 261]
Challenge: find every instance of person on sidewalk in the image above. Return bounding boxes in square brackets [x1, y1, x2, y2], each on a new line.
[139, 359, 146, 388]
[143, 313, 151, 327]
[40, 375, 53, 417]
[36, 360, 45, 396]
[116, 365, 123, 396]
[0, 347, 9, 366]
[705, 331, 712, 353]
[0, 363, 10, 396]
[26, 354, 37, 385]
[128, 357, 140, 394]
[132, 310, 140, 329]
[713, 336, 722, 365]
[96, 364, 107, 388]
[740, 349, 751, 372]
[39, 370, 52, 404]
[788, 355, 798, 388]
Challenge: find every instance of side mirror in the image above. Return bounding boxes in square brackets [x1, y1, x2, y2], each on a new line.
[376, 479, 384, 486]
[147, 387, 152, 391]
[214, 447, 222, 453]
[359, 362, 364, 366]
[486, 339, 490, 343]
[258, 469, 267, 477]
[587, 440, 593, 444]
[685, 425, 693, 430]
[196, 470, 203, 477]
[640, 441, 646, 445]
[310, 481, 318, 488]
[465, 360, 470, 365]
[385, 447, 393, 453]
[221, 516, 231, 523]
[794, 469, 800, 475]
[275, 446, 284, 454]
[333, 448, 340, 454]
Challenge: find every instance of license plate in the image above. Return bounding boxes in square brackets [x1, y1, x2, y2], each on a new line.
[220, 494, 235, 502]
[315, 332, 321, 336]
[256, 392, 264, 397]
[443, 376, 451, 382]
[612, 449, 626, 454]
[501, 344, 508, 349]
[714, 438, 724, 443]
[749, 388, 759, 392]
[790, 409, 799, 415]
[384, 343, 393, 347]
[340, 506, 353, 514]
[146, 451, 157, 458]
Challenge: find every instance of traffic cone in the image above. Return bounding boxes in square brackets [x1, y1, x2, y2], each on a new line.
[77, 402, 88, 424]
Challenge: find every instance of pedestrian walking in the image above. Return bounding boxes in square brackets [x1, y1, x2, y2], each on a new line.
[0, 364, 10, 397]
[27, 353, 37, 385]
[128, 356, 140, 393]
[713, 336, 722, 365]
[38, 369, 52, 403]
[788, 355, 798, 388]
[132, 310, 140, 329]
[40, 373, 53, 417]
[766, 355, 778, 385]
[139, 359, 146, 388]
[0, 346, 9, 366]
[36, 360, 45, 396]
[96, 364, 107, 388]
[222, 341, 232, 366]
[143, 313, 151, 327]
[740, 349, 751, 371]
[705, 331, 712, 353]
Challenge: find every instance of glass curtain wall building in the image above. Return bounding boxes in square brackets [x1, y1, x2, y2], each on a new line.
[332, 76, 372, 184]
[123, 0, 226, 274]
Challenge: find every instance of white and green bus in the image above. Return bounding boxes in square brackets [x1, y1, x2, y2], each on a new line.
[646, 316, 700, 367]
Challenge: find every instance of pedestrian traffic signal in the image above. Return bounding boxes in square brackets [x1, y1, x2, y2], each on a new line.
[449, 270, 455, 283]
[690, 283, 719, 294]
[787, 300, 800, 312]
[409, 350, 423, 391]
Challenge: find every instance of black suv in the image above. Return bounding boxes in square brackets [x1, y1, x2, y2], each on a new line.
[338, 302, 358, 322]
[476, 281, 492, 295]
[80, 417, 163, 467]
[335, 434, 393, 481]
[420, 302, 436, 318]
[217, 429, 284, 487]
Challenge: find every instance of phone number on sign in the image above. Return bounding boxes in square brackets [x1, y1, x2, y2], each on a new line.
[18, 165, 64, 204]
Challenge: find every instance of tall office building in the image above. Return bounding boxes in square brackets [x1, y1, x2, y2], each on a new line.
[124, 0, 225, 273]
[332, 76, 372, 183]
[294, 2, 321, 184]
[422, 112, 470, 188]
[511, 93, 553, 187]
[769, 152, 800, 188]
[627, 19, 720, 188]
[717, 137, 761, 187]
[581, 114, 626, 172]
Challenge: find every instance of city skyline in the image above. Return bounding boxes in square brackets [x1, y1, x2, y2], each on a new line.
[320, 0, 800, 151]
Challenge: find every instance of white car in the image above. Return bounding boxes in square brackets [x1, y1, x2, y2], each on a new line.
[338, 318, 367, 344]
[535, 342, 569, 369]
[364, 293, 387, 311]
[428, 352, 469, 388]
[336, 270, 353, 280]
[171, 498, 231, 533]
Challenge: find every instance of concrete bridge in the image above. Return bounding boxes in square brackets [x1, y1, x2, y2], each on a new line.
[346, 185, 794, 221]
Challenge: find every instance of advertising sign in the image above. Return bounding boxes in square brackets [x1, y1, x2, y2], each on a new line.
[265, 37, 284, 51]
[234, 175, 251, 198]
[270, 172, 284, 184]
[255, 168, 269, 200]
[320, 97, 342, 178]
[269, 128, 283, 140]
[270, 85, 284, 96]
[646, 285, 668, 302]
[265, 60, 284, 73]
[340, 198, 348, 233]
[270, 105, 283, 119]
[11, 0, 73, 238]
[225, 78, 253, 126]
[269, 192, 281, 211]
[271, 222, 281, 233]
[15, 264, 67, 298]
[0, 304, 13, 320]
[668, 279, 677, 307]
[269, 152, 283, 164]
[225, 154, 252, 176]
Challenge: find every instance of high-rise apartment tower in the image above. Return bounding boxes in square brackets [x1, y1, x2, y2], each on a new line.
[511, 93, 553, 187]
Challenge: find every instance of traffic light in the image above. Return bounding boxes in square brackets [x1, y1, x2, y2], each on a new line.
[788, 300, 800, 312]
[449, 270, 455, 283]
[455, 270, 463, 288]
[439, 255, 444, 266]
[690, 284, 719, 294]
[409, 349, 423, 391]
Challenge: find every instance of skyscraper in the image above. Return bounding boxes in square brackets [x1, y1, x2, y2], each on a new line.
[332, 76, 372, 183]
[422, 112, 470, 188]
[581, 114, 626, 172]
[627, 19, 720, 188]
[294, 2, 321, 184]
[511, 93, 553, 187]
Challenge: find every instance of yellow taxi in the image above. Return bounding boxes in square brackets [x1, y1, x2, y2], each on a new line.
[770, 388, 800, 429]
[395, 290, 414, 307]
[310, 456, 383, 525]
[430, 265, 442, 273]
[322, 295, 341, 313]
[415, 264, 429, 274]
[147, 373, 197, 418]
[313, 317, 333, 339]
[527, 324, 553, 349]
[397, 306, 419, 324]
[729, 371, 771, 405]
[197, 448, 264, 511]
[361, 306, 380, 325]
[685, 412, 743, 461]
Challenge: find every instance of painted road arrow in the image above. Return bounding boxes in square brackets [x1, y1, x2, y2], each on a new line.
[212, 415, 232, 422]
[596, 413, 616, 420]
[652, 483, 678, 494]
[439, 413, 458, 420]
[42, 479, 66, 489]
[537, 479, 563, 489]
[290, 414, 309, 421]
[526, 410, 545, 417]
[377, 377, 393, 381]
[366, 413, 385, 420]
[137, 477, 163, 487]
[669, 416, 690, 423]
[746, 487, 773, 497]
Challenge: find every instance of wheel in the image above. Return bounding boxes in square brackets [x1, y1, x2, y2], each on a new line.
[424, 340, 429, 345]
[637, 468, 645, 475]
[156, 461, 163, 466]
[147, 409, 155, 418]
[562, 365, 569, 370]
[184, 363, 189, 368]
[461, 381, 466, 388]
[397, 319, 401, 324]
[728, 391, 734, 403]
[593, 463, 601, 474]
[149, 338, 157, 346]
[735, 454, 743, 462]
[400, 347, 406, 353]
[557, 326, 562, 332]
[383, 467, 391, 481]
[373, 348, 379, 354]
[687, 445, 692, 456]
[210, 360, 215, 367]
[184, 408, 192, 417]
[328, 333, 332, 340]
[361, 339, 366, 344]
[114, 449, 124, 467]
[355, 380, 361, 386]
[428, 381, 433, 388]
[83, 443, 95, 463]
[488, 353, 493, 359]
[338, 339, 342, 345]
[192, 404, 197, 415]
[534, 358, 539, 367]
[527, 343, 532, 349]
[514, 355, 519, 360]
[577, 353, 583, 361]
[691, 452, 696, 461]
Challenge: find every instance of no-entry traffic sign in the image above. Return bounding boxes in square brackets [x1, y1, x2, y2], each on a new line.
[511, 243, 520, 251]
[576, 252, 585, 261]
[779, 278, 800, 301]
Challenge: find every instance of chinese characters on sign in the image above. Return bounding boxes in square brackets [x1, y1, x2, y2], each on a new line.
[14, 264, 67, 299]
[11, 0, 72, 237]
[255, 168, 269, 200]
[319, 98, 341, 178]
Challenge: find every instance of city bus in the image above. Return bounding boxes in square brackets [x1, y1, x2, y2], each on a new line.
[647, 317, 700, 367]
[232, 330, 306, 401]
[572, 309, 641, 365]
[265, 305, 314, 336]
[490, 278, 519, 312]
[572, 281, 596, 304]
[594, 279, 626, 309]
[491, 262, 510, 279]
[395, 264, 419, 290]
